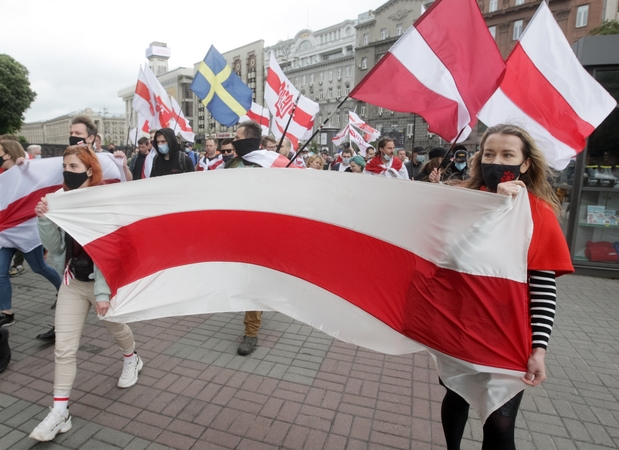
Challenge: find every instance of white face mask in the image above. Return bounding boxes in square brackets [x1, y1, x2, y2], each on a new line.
[382, 153, 392, 162]
[343, 157, 351, 164]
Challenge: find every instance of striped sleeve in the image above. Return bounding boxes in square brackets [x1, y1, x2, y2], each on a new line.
[529, 270, 557, 349]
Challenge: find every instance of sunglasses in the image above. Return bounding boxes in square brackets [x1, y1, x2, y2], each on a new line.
[221, 149, 234, 154]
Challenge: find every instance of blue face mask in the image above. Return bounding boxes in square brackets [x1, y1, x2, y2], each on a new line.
[416, 154, 426, 163]
[35, 155, 42, 159]
[455, 162, 466, 171]
[158, 143, 169, 155]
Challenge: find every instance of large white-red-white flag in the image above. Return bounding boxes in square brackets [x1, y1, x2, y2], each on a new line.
[477, 2, 616, 170]
[46, 170, 537, 422]
[350, 0, 505, 143]
[240, 102, 270, 135]
[265, 54, 320, 149]
[0, 155, 126, 253]
[132, 66, 156, 126]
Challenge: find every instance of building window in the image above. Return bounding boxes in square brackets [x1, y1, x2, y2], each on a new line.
[489, 0, 498, 12]
[488, 26, 496, 39]
[302, 75, 306, 85]
[319, 91, 324, 100]
[329, 69, 333, 82]
[381, 28, 388, 40]
[320, 72, 324, 82]
[513, 20, 523, 40]
[334, 114, 340, 125]
[397, 24, 403, 36]
[337, 87, 341, 97]
[328, 88, 333, 98]
[576, 5, 589, 28]
[310, 74, 314, 83]
[337, 68, 342, 79]
[378, 107, 383, 115]
[363, 33, 369, 46]
[361, 57, 367, 69]
[295, 77, 299, 86]
[515, 0, 524, 4]
[346, 66, 351, 77]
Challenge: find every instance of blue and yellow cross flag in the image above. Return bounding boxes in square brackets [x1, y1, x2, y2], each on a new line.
[191, 45, 253, 128]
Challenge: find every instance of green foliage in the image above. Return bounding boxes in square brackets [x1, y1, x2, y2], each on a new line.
[17, 135, 27, 145]
[0, 54, 37, 134]
[590, 20, 619, 36]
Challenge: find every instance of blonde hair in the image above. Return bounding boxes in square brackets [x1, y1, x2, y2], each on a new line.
[307, 154, 325, 169]
[461, 124, 561, 217]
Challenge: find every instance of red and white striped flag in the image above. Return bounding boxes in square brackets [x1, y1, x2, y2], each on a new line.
[0, 154, 126, 253]
[477, 2, 616, 170]
[128, 114, 150, 146]
[349, 126, 373, 157]
[331, 125, 349, 146]
[349, 111, 380, 142]
[265, 54, 320, 149]
[132, 66, 155, 125]
[142, 65, 175, 130]
[240, 102, 270, 135]
[46, 170, 544, 422]
[169, 96, 195, 142]
[350, 0, 505, 143]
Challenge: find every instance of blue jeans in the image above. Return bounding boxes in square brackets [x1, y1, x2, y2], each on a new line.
[0, 245, 62, 311]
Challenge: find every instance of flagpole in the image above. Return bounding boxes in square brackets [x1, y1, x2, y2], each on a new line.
[286, 95, 349, 168]
[124, 107, 134, 153]
[275, 92, 302, 154]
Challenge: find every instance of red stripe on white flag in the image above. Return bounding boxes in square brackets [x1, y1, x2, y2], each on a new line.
[44, 170, 534, 422]
[478, 2, 616, 169]
[240, 102, 270, 135]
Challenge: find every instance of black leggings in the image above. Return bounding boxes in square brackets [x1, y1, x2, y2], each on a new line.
[441, 387, 524, 450]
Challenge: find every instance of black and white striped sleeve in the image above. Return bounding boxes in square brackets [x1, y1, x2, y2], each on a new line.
[529, 270, 557, 349]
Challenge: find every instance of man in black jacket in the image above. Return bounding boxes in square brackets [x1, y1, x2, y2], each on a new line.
[150, 128, 195, 177]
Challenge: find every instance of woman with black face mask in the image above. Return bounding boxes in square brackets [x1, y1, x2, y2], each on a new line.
[30, 145, 142, 442]
[431, 124, 573, 450]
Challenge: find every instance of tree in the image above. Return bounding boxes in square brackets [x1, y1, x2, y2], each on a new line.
[590, 20, 619, 36]
[0, 55, 37, 134]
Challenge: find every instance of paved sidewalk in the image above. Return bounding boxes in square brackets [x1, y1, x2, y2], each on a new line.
[0, 268, 618, 449]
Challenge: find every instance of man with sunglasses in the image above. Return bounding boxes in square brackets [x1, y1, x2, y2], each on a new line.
[218, 139, 236, 167]
[196, 137, 223, 171]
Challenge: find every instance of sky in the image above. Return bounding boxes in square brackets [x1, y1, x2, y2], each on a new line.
[2, 0, 381, 123]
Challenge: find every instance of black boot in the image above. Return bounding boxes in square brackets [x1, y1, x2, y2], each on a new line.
[0, 328, 11, 373]
[36, 326, 55, 342]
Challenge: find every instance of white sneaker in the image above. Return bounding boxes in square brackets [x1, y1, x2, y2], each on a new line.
[29, 407, 72, 441]
[118, 354, 143, 388]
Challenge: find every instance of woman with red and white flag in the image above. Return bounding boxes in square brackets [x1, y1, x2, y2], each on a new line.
[0, 139, 62, 329]
[430, 124, 573, 449]
[29, 146, 142, 442]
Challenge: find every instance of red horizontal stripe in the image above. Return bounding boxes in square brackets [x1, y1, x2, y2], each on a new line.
[247, 110, 269, 127]
[266, 69, 281, 93]
[351, 53, 460, 141]
[0, 186, 62, 232]
[502, 44, 594, 151]
[86, 210, 530, 371]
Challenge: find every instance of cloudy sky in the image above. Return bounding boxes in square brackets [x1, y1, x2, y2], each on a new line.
[2, 0, 381, 123]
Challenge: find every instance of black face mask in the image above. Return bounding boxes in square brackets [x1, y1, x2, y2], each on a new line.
[481, 163, 521, 192]
[232, 138, 261, 157]
[63, 170, 89, 190]
[69, 136, 87, 146]
[222, 154, 234, 163]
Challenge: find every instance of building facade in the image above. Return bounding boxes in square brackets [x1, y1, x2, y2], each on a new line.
[264, 20, 359, 148]
[19, 108, 126, 146]
[194, 40, 265, 143]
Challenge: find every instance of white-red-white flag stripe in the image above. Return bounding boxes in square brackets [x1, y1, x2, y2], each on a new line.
[132, 66, 156, 125]
[143, 65, 175, 130]
[350, 0, 505, 143]
[0, 154, 126, 253]
[169, 96, 195, 142]
[45, 170, 535, 422]
[240, 102, 270, 135]
[332, 125, 349, 146]
[477, 2, 616, 170]
[265, 54, 320, 149]
[349, 126, 373, 157]
[348, 111, 380, 142]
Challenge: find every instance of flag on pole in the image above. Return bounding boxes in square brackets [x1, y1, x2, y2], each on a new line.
[477, 2, 617, 170]
[349, 111, 380, 142]
[142, 65, 175, 130]
[265, 54, 320, 149]
[44, 170, 551, 423]
[0, 155, 126, 253]
[191, 45, 253, 128]
[169, 96, 195, 142]
[349, 126, 373, 157]
[350, 0, 505, 143]
[132, 66, 155, 125]
[128, 115, 151, 146]
[239, 102, 270, 135]
[332, 125, 350, 145]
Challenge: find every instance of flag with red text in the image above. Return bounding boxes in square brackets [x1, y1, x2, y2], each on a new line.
[265, 54, 319, 149]
[143, 65, 175, 130]
[44, 169, 536, 423]
[477, 2, 616, 170]
[350, 0, 505, 143]
[240, 102, 271, 135]
[349, 111, 380, 142]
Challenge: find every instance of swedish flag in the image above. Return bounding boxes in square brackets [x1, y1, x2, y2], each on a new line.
[191, 46, 253, 128]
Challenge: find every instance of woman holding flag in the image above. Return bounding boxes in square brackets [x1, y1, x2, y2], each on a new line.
[430, 124, 573, 449]
[29, 145, 142, 442]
